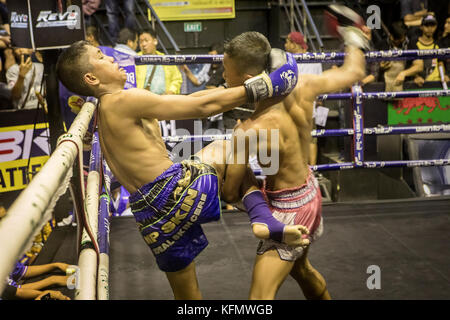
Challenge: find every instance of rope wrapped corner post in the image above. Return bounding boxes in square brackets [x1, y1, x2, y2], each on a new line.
[0, 98, 97, 294]
[75, 130, 102, 300]
[97, 159, 113, 300]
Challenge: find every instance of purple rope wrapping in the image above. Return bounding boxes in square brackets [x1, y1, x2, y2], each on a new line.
[318, 89, 450, 100]
[312, 159, 450, 171]
[98, 195, 110, 254]
[352, 85, 364, 167]
[313, 124, 450, 137]
[89, 132, 101, 172]
[99, 159, 114, 255]
[134, 49, 450, 65]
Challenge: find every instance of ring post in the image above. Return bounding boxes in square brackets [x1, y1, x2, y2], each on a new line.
[97, 161, 113, 300]
[75, 131, 101, 300]
[351, 85, 364, 168]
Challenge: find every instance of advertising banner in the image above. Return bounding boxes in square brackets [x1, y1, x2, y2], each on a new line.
[149, 0, 235, 21]
[0, 110, 50, 193]
[8, 0, 85, 50]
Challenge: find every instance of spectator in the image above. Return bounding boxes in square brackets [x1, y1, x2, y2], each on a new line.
[82, 0, 101, 26]
[0, 0, 9, 34]
[360, 27, 380, 87]
[136, 28, 182, 95]
[396, 13, 441, 88]
[1, 284, 70, 300]
[86, 25, 101, 47]
[400, 0, 428, 41]
[382, 21, 409, 92]
[204, 43, 226, 89]
[6, 48, 45, 110]
[0, 44, 12, 109]
[6, 261, 71, 292]
[114, 27, 138, 56]
[82, 0, 101, 16]
[179, 43, 222, 94]
[438, 16, 450, 82]
[284, 31, 322, 75]
[179, 63, 210, 94]
[105, 0, 137, 44]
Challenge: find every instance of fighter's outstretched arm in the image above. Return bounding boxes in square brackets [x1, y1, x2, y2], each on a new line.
[304, 46, 366, 98]
[120, 86, 247, 121]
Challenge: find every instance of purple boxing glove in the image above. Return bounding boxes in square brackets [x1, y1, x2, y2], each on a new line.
[242, 190, 285, 243]
[243, 49, 298, 103]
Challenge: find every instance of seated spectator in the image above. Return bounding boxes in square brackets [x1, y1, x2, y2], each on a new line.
[86, 25, 100, 48]
[6, 48, 45, 110]
[400, 0, 429, 41]
[382, 21, 409, 91]
[105, 0, 136, 44]
[360, 27, 380, 87]
[438, 16, 450, 82]
[395, 13, 441, 88]
[114, 28, 138, 56]
[136, 28, 182, 95]
[6, 261, 71, 291]
[1, 284, 70, 300]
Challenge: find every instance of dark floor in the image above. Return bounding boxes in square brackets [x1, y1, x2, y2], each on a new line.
[30, 197, 450, 300]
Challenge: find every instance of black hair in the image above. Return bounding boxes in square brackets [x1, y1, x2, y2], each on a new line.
[209, 43, 224, 54]
[117, 28, 137, 45]
[224, 31, 271, 76]
[390, 21, 407, 40]
[139, 28, 157, 39]
[56, 40, 95, 97]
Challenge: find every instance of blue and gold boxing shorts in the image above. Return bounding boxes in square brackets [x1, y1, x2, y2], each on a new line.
[129, 159, 221, 272]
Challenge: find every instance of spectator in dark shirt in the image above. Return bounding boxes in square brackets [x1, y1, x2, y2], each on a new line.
[381, 21, 409, 91]
[395, 13, 440, 88]
[400, 0, 428, 41]
[438, 16, 450, 83]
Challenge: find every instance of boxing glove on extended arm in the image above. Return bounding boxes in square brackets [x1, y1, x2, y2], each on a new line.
[244, 49, 298, 103]
[325, 4, 371, 51]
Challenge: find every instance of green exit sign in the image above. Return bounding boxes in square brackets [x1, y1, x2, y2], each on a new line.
[184, 22, 202, 32]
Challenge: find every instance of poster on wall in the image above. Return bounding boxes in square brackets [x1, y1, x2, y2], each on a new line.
[7, 0, 85, 50]
[149, 0, 235, 21]
[387, 88, 450, 125]
[0, 110, 50, 194]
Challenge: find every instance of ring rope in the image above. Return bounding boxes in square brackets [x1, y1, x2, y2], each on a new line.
[0, 99, 97, 294]
[135, 49, 450, 65]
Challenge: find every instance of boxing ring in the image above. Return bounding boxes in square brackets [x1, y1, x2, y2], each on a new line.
[0, 48, 449, 299]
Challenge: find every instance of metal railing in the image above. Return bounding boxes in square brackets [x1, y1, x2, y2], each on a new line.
[281, 0, 324, 52]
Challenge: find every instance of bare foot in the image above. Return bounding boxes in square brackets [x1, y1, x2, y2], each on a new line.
[252, 224, 310, 247]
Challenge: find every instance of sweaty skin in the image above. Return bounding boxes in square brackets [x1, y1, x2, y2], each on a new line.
[223, 46, 366, 199]
[80, 44, 247, 194]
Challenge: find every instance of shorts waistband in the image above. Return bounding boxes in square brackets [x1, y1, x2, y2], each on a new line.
[262, 172, 319, 211]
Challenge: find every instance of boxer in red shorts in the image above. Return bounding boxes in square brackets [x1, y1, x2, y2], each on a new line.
[221, 6, 368, 299]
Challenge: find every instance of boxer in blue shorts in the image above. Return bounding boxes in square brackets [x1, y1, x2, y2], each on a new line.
[56, 39, 305, 299]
